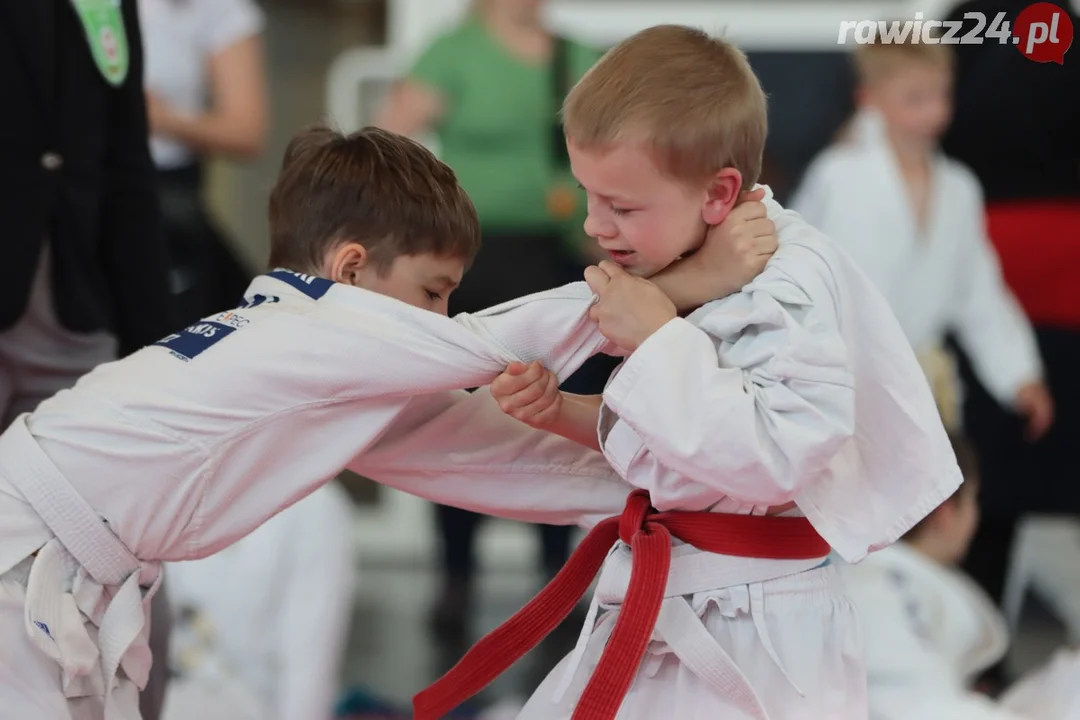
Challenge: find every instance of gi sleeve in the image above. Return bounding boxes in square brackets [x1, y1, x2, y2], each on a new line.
[452, 281, 619, 383]
[350, 387, 628, 529]
[274, 485, 357, 720]
[602, 243, 855, 507]
[951, 181, 1043, 406]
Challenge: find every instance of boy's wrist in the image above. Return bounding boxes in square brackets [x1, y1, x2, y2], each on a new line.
[627, 312, 676, 352]
[655, 255, 730, 312]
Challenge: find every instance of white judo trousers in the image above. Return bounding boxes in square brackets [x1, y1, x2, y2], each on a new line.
[516, 556, 864, 720]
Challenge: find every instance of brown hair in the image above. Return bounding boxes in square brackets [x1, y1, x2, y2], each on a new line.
[267, 125, 481, 274]
[853, 34, 955, 87]
[562, 25, 768, 189]
[904, 434, 979, 541]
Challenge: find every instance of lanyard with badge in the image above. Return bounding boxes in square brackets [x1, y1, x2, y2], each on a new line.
[69, 0, 129, 86]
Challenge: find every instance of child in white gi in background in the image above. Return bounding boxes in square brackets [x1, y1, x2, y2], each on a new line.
[158, 481, 357, 720]
[843, 434, 1080, 720]
[0, 125, 770, 720]
[789, 37, 1053, 436]
[412, 25, 961, 720]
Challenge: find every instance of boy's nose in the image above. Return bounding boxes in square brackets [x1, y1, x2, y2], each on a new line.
[583, 212, 616, 240]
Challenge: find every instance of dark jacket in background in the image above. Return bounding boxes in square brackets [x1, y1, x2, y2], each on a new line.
[0, 0, 175, 356]
[941, 0, 1080, 202]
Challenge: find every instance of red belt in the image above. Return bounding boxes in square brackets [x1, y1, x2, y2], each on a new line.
[412, 490, 830, 720]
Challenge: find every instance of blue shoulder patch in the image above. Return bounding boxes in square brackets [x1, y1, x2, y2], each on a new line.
[154, 321, 238, 362]
[267, 269, 334, 300]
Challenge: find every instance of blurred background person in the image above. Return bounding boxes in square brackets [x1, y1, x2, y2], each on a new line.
[375, 0, 617, 640]
[844, 435, 1080, 720]
[0, 0, 174, 420]
[160, 482, 358, 720]
[139, 0, 269, 326]
[790, 37, 1052, 439]
[0, 1, 177, 718]
[938, 0, 1080, 688]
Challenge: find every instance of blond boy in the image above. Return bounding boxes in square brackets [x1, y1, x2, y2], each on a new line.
[414, 25, 963, 720]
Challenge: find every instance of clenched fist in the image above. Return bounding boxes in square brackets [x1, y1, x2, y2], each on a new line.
[491, 361, 563, 427]
[695, 187, 778, 296]
[585, 261, 677, 353]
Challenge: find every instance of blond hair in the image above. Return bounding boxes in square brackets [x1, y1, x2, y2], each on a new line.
[562, 25, 768, 188]
[853, 35, 955, 86]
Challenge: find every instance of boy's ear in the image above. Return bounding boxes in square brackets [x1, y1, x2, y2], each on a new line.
[701, 167, 743, 226]
[329, 241, 371, 285]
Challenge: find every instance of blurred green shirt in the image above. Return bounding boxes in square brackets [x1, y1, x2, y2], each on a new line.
[410, 19, 601, 242]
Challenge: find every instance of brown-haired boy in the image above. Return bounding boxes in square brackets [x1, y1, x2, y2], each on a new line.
[791, 36, 1052, 439]
[413, 25, 963, 720]
[0, 125, 771, 720]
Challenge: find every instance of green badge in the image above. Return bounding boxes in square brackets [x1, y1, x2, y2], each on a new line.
[70, 0, 129, 87]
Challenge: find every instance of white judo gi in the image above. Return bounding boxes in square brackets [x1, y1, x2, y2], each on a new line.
[159, 482, 357, 720]
[844, 542, 1080, 720]
[426, 189, 962, 720]
[0, 271, 632, 720]
[790, 108, 1043, 425]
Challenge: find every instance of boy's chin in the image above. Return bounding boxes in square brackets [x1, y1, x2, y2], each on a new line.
[638, 260, 677, 279]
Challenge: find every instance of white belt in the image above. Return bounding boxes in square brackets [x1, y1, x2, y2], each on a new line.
[554, 543, 828, 719]
[0, 414, 161, 718]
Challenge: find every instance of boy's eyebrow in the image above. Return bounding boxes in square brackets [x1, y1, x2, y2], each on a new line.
[432, 274, 459, 290]
[576, 181, 634, 205]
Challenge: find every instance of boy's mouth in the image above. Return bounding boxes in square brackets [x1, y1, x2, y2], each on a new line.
[607, 249, 636, 265]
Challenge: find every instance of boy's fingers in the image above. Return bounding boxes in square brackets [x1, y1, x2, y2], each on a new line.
[745, 218, 776, 238]
[496, 378, 543, 413]
[731, 200, 768, 221]
[585, 265, 611, 294]
[596, 260, 626, 279]
[737, 187, 766, 204]
[530, 402, 560, 426]
[528, 375, 562, 424]
[493, 363, 540, 396]
[516, 383, 548, 408]
[757, 236, 778, 255]
[525, 360, 548, 382]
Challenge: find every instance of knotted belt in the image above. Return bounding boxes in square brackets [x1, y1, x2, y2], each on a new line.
[413, 490, 830, 720]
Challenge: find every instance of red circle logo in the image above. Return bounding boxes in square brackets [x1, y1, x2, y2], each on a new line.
[1013, 2, 1074, 64]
